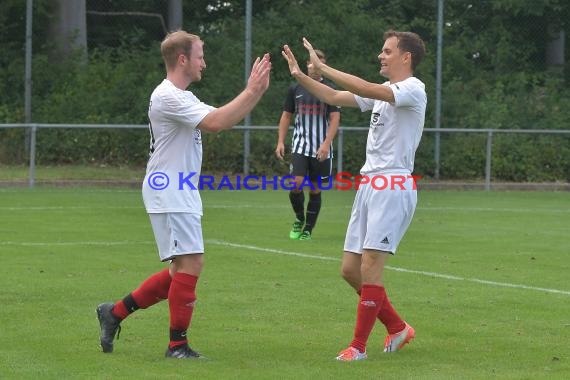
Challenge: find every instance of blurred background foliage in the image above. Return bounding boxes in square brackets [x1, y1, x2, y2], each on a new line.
[0, 0, 568, 181]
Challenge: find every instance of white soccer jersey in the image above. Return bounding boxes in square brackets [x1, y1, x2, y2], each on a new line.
[354, 77, 426, 174]
[142, 79, 215, 214]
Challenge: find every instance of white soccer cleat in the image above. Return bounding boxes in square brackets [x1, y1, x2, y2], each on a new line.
[336, 346, 367, 361]
[383, 322, 415, 353]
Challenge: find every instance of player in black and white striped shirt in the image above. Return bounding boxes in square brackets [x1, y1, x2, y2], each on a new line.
[275, 49, 341, 241]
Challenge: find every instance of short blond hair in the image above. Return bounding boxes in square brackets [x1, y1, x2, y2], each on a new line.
[161, 30, 201, 70]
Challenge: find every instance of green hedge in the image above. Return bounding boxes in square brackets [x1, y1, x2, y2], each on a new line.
[1, 33, 569, 181]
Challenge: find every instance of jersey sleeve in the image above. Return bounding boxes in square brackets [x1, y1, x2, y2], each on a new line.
[161, 89, 216, 128]
[390, 78, 426, 109]
[327, 103, 341, 113]
[282, 84, 297, 113]
[353, 94, 376, 112]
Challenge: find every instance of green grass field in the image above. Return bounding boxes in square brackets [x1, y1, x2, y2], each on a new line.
[1, 188, 569, 379]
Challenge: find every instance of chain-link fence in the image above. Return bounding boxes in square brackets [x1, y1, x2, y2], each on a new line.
[1, 0, 569, 185]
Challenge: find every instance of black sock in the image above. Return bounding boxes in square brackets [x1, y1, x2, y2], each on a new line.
[289, 191, 305, 222]
[304, 193, 322, 233]
[169, 329, 188, 348]
[122, 293, 140, 314]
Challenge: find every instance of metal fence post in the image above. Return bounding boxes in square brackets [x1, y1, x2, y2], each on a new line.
[485, 130, 493, 191]
[24, 0, 33, 157]
[337, 128, 344, 177]
[29, 124, 37, 188]
[242, 0, 252, 175]
[243, 127, 250, 175]
[434, 0, 444, 179]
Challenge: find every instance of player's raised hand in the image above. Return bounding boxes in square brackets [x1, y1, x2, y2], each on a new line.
[248, 53, 271, 93]
[281, 45, 302, 77]
[303, 38, 323, 71]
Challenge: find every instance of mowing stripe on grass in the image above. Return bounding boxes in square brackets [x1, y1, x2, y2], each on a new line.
[2, 204, 568, 213]
[2, 239, 569, 296]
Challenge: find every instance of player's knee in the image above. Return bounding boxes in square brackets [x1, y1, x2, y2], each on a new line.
[171, 254, 204, 275]
[340, 265, 358, 283]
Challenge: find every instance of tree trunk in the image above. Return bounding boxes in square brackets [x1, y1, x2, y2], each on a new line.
[546, 27, 565, 73]
[49, 0, 87, 60]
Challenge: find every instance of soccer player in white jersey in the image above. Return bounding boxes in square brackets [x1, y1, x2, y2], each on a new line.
[96, 30, 271, 359]
[282, 30, 426, 361]
[275, 49, 340, 241]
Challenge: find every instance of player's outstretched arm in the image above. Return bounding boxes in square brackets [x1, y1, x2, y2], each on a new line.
[199, 54, 272, 133]
[282, 45, 357, 108]
[302, 38, 394, 103]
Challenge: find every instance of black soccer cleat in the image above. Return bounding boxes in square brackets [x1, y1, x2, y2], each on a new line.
[96, 302, 122, 353]
[165, 344, 203, 359]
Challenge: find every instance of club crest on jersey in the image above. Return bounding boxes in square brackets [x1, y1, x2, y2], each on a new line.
[371, 112, 384, 129]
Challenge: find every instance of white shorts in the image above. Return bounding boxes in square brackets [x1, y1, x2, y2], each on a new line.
[343, 175, 417, 254]
[148, 212, 204, 262]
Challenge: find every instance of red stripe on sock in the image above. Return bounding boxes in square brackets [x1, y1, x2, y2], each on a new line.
[169, 340, 187, 349]
[112, 301, 129, 320]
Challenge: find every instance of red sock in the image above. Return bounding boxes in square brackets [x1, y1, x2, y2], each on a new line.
[112, 269, 172, 320]
[377, 290, 406, 334]
[168, 272, 198, 348]
[132, 268, 172, 308]
[350, 284, 384, 353]
[111, 301, 129, 321]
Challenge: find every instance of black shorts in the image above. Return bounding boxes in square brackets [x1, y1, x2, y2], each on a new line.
[290, 153, 332, 183]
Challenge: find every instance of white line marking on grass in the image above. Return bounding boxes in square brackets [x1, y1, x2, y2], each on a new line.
[210, 204, 291, 209]
[0, 204, 288, 211]
[207, 239, 339, 261]
[418, 206, 570, 213]
[0, 189, 141, 195]
[387, 267, 570, 296]
[207, 239, 570, 297]
[3, 205, 567, 213]
[3, 238, 569, 296]
[0, 206, 140, 211]
[0, 241, 153, 246]
[0, 206, 137, 211]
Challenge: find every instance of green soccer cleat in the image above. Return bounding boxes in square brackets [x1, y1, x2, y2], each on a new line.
[289, 220, 304, 239]
[299, 230, 312, 241]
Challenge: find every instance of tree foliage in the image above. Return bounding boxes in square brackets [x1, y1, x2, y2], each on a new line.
[0, 0, 569, 181]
